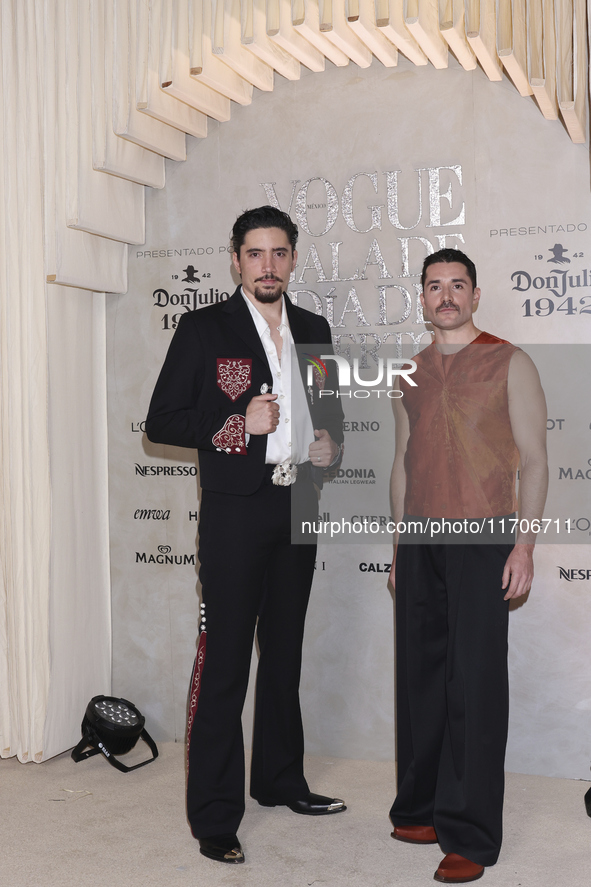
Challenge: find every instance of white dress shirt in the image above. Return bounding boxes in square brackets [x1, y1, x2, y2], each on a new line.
[241, 290, 316, 465]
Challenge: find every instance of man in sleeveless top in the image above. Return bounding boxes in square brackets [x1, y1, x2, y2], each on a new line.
[388, 249, 548, 883]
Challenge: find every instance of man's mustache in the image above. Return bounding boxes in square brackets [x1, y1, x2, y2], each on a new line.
[436, 300, 459, 312]
[255, 275, 282, 282]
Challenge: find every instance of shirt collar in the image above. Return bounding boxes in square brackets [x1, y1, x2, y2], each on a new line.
[241, 287, 289, 337]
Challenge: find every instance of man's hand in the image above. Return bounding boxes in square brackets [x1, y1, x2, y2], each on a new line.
[245, 393, 279, 435]
[308, 428, 339, 468]
[502, 544, 534, 600]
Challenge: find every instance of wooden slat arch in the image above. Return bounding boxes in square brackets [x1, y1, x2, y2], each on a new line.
[40, 0, 590, 293]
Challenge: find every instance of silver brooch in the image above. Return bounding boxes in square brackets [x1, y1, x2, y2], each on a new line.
[260, 382, 269, 394]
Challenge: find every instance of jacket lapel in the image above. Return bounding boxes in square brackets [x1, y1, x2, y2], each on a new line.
[221, 287, 269, 370]
[285, 294, 312, 345]
[285, 295, 318, 396]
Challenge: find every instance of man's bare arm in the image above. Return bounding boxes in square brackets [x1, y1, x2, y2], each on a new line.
[389, 394, 410, 588]
[503, 350, 549, 599]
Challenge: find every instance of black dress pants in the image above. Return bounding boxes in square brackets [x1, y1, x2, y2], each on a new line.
[390, 543, 512, 867]
[187, 471, 317, 838]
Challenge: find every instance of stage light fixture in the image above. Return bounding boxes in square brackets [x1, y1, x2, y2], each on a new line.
[71, 695, 158, 772]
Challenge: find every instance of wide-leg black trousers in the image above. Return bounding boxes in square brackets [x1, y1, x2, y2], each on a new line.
[390, 542, 512, 867]
[187, 471, 317, 838]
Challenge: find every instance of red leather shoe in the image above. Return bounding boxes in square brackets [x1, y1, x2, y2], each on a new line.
[391, 824, 438, 844]
[434, 853, 484, 883]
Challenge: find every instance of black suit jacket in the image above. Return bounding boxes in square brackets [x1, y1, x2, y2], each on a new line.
[146, 287, 344, 495]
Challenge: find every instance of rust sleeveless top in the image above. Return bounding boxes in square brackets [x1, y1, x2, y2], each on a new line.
[401, 332, 519, 518]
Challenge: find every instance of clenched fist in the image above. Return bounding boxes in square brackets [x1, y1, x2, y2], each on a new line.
[308, 428, 339, 468]
[245, 393, 280, 435]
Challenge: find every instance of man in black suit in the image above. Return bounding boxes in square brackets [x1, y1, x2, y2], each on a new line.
[146, 206, 345, 865]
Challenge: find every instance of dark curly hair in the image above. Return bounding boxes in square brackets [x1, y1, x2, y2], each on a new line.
[231, 205, 298, 256]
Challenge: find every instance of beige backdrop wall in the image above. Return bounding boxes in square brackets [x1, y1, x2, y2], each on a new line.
[107, 57, 591, 778]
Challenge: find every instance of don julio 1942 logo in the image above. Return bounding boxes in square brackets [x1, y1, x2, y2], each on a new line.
[512, 243, 591, 318]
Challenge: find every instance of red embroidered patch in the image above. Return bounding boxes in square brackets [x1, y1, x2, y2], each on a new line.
[217, 358, 252, 401]
[313, 367, 325, 390]
[212, 415, 247, 454]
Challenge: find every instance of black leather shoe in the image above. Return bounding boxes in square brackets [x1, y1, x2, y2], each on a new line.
[198, 833, 244, 864]
[258, 792, 346, 815]
[288, 793, 346, 814]
[289, 792, 346, 815]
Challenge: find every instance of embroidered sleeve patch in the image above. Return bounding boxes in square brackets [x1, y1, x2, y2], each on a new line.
[313, 367, 325, 390]
[212, 414, 247, 454]
[217, 358, 252, 401]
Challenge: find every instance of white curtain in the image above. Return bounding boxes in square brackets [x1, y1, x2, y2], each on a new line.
[0, 0, 111, 763]
[0, 0, 52, 762]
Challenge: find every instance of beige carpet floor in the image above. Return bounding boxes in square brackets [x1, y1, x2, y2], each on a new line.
[2, 742, 590, 887]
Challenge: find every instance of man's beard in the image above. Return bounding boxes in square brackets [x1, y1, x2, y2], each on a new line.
[254, 280, 283, 303]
